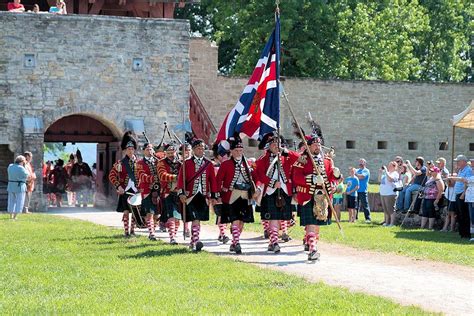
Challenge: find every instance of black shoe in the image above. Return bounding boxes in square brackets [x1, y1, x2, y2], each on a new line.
[229, 243, 236, 252]
[281, 233, 291, 243]
[130, 232, 136, 237]
[148, 235, 157, 241]
[234, 243, 242, 254]
[267, 244, 274, 252]
[273, 243, 281, 253]
[124, 233, 130, 238]
[308, 250, 320, 261]
[170, 238, 178, 245]
[222, 235, 230, 244]
[264, 230, 269, 239]
[218, 235, 223, 242]
[195, 241, 204, 252]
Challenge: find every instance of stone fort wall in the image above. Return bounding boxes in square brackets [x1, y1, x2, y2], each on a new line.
[0, 12, 190, 209]
[190, 38, 474, 180]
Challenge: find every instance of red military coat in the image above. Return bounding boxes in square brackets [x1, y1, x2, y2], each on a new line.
[136, 156, 159, 198]
[292, 151, 338, 205]
[254, 150, 300, 195]
[216, 157, 257, 204]
[157, 157, 181, 197]
[108, 155, 138, 191]
[177, 156, 218, 199]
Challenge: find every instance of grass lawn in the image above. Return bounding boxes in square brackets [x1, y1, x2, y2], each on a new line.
[0, 214, 431, 315]
[222, 212, 474, 267]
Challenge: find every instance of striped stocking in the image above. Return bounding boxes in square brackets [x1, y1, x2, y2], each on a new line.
[231, 224, 240, 245]
[147, 217, 155, 237]
[218, 223, 226, 237]
[167, 218, 175, 240]
[130, 216, 136, 234]
[262, 220, 269, 233]
[280, 220, 288, 234]
[122, 213, 129, 234]
[270, 225, 279, 246]
[191, 224, 200, 244]
[307, 232, 317, 252]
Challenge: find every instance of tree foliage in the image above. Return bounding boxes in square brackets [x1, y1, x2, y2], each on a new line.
[176, 0, 472, 82]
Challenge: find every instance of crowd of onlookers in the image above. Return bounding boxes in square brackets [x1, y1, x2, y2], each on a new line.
[335, 154, 473, 241]
[7, 0, 67, 15]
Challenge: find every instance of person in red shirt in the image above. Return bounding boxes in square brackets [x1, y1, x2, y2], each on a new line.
[7, 0, 25, 12]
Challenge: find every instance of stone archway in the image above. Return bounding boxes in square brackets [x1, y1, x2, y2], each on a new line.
[38, 113, 123, 210]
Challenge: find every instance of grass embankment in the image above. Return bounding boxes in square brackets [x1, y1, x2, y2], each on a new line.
[236, 212, 473, 267]
[0, 214, 430, 315]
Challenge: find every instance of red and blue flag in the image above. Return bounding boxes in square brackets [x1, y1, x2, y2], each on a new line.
[215, 15, 280, 144]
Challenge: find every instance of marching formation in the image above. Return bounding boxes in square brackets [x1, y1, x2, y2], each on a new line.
[109, 126, 341, 262]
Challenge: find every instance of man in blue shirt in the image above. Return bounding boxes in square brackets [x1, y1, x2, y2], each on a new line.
[450, 154, 472, 239]
[396, 157, 427, 213]
[355, 158, 371, 223]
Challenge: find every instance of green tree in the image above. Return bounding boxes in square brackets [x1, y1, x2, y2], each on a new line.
[177, 0, 472, 82]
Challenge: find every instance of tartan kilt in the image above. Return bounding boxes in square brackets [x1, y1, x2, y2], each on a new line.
[160, 193, 181, 223]
[297, 200, 332, 226]
[141, 194, 157, 215]
[116, 193, 132, 213]
[185, 193, 209, 222]
[260, 191, 292, 221]
[221, 197, 254, 224]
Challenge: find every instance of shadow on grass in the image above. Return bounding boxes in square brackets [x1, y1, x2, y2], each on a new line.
[393, 230, 470, 244]
[120, 247, 189, 259]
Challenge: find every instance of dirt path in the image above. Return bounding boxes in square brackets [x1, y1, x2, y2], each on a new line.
[49, 208, 474, 315]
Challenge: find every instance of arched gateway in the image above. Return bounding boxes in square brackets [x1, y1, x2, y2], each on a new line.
[43, 114, 123, 209]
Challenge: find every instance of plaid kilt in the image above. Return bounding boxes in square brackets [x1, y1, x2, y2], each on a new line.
[185, 193, 209, 222]
[221, 197, 254, 224]
[260, 191, 292, 221]
[214, 204, 223, 224]
[141, 194, 157, 215]
[160, 193, 181, 223]
[297, 200, 332, 226]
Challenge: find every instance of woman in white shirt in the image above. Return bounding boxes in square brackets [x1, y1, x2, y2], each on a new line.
[378, 161, 400, 227]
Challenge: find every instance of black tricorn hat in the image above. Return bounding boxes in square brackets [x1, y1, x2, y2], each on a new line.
[228, 133, 243, 150]
[163, 141, 178, 151]
[69, 153, 75, 161]
[56, 159, 64, 167]
[121, 131, 138, 150]
[258, 131, 287, 150]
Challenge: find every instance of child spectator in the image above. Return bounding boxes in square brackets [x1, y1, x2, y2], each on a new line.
[344, 167, 359, 223]
[441, 178, 458, 232]
[49, 0, 67, 14]
[332, 176, 344, 221]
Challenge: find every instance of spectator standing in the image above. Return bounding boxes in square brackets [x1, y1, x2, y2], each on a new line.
[355, 158, 371, 223]
[441, 178, 458, 232]
[7, 0, 25, 12]
[22, 151, 36, 213]
[332, 176, 344, 221]
[421, 167, 444, 230]
[449, 155, 472, 239]
[7, 156, 29, 220]
[396, 157, 427, 213]
[436, 157, 449, 179]
[344, 167, 359, 223]
[378, 161, 399, 227]
[49, 0, 67, 14]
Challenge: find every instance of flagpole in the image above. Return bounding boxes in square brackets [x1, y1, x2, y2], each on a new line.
[280, 83, 344, 235]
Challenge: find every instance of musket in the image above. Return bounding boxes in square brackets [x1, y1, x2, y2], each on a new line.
[281, 84, 343, 235]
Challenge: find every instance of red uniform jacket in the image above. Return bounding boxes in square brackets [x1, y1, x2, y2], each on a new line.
[177, 156, 218, 199]
[254, 150, 300, 195]
[136, 157, 159, 198]
[292, 152, 338, 205]
[157, 157, 181, 197]
[216, 157, 257, 204]
[108, 155, 138, 191]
